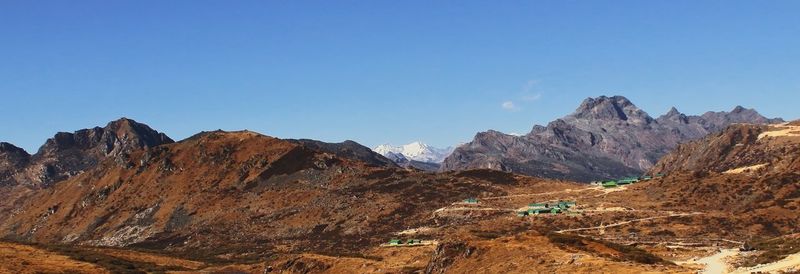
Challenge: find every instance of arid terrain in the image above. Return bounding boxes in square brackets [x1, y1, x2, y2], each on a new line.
[0, 119, 798, 273]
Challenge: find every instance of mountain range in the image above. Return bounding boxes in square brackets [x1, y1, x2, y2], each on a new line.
[372, 142, 454, 171]
[1, 107, 798, 273]
[0, 118, 514, 267]
[441, 95, 784, 182]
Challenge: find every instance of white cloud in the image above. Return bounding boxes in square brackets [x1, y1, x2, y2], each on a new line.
[521, 79, 542, 101]
[497, 79, 544, 112]
[501, 101, 520, 111]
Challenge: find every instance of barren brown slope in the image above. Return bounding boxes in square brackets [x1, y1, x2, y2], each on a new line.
[639, 122, 800, 236]
[0, 130, 517, 261]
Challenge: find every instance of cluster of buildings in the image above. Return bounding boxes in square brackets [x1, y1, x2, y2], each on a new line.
[592, 173, 664, 188]
[517, 200, 577, 216]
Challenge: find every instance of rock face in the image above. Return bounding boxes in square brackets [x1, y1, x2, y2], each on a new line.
[0, 143, 31, 187]
[2, 118, 174, 187]
[442, 96, 784, 182]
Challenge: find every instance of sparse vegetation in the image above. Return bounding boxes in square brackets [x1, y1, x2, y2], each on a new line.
[547, 233, 673, 265]
[740, 236, 800, 267]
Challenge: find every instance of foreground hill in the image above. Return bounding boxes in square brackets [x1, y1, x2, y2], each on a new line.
[442, 96, 783, 182]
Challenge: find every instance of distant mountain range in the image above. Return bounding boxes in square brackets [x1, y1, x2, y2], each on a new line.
[372, 142, 454, 171]
[441, 95, 784, 182]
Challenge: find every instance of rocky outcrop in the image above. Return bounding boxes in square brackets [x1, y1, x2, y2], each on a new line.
[0, 142, 31, 187]
[442, 96, 784, 182]
[3, 118, 173, 187]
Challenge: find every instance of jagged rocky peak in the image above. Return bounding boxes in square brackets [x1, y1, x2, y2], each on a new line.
[0, 142, 30, 158]
[104, 117, 174, 148]
[0, 142, 31, 187]
[0, 142, 30, 173]
[442, 95, 785, 182]
[16, 118, 176, 187]
[571, 95, 653, 125]
[658, 107, 689, 124]
[700, 106, 784, 127]
[38, 117, 174, 156]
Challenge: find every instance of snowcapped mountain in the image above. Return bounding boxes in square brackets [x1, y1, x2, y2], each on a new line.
[373, 142, 454, 163]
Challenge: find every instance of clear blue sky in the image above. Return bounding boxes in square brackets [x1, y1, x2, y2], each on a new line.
[1, 1, 798, 153]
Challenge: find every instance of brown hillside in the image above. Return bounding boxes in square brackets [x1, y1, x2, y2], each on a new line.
[0, 131, 516, 261]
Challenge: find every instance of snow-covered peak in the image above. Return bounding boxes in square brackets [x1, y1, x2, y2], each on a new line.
[373, 141, 454, 163]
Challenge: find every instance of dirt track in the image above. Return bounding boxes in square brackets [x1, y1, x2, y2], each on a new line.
[555, 212, 704, 233]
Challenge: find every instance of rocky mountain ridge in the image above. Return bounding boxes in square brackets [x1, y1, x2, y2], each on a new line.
[1, 118, 175, 188]
[442, 95, 784, 182]
[0, 126, 517, 260]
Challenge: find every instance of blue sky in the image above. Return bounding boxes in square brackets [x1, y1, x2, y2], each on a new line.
[1, 1, 799, 152]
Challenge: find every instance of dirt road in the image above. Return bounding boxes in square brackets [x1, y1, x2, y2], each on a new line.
[696, 249, 738, 274]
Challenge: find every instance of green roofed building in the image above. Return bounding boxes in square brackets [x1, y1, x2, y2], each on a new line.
[464, 198, 478, 204]
[528, 203, 547, 208]
[388, 239, 402, 245]
[557, 201, 576, 209]
[602, 181, 618, 188]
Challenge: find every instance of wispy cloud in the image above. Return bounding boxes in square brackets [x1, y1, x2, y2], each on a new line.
[523, 79, 539, 93]
[499, 79, 543, 111]
[501, 101, 520, 111]
[521, 79, 542, 102]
